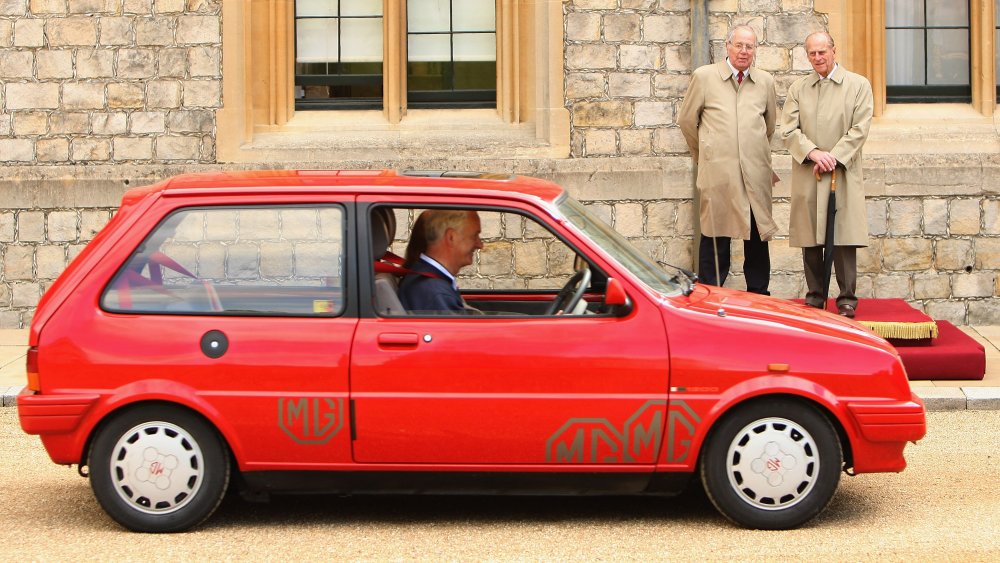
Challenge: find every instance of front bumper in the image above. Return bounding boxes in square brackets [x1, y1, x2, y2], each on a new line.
[845, 393, 927, 473]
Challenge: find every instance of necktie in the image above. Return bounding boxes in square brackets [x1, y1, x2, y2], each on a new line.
[737, 71, 744, 85]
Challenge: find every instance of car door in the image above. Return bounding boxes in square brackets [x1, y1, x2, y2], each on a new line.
[349, 199, 671, 467]
[91, 200, 358, 468]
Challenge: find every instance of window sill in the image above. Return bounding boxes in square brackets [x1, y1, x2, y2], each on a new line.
[224, 109, 568, 163]
[867, 103, 1000, 155]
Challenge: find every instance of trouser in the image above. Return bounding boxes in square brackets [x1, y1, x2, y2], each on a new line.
[698, 211, 770, 295]
[802, 245, 857, 308]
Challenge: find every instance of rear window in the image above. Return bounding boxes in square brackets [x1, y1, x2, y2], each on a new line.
[101, 205, 346, 316]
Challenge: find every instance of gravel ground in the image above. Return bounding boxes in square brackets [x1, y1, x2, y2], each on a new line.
[2, 409, 998, 561]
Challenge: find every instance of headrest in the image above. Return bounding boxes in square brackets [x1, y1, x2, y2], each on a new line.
[371, 207, 396, 253]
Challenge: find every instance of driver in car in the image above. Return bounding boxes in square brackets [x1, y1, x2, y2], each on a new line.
[398, 209, 483, 314]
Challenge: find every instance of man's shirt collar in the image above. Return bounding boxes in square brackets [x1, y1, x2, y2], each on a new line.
[726, 58, 745, 80]
[819, 63, 839, 80]
[420, 253, 457, 289]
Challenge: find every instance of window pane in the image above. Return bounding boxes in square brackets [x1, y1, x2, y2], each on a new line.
[886, 29, 925, 86]
[885, 0, 924, 27]
[409, 33, 451, 62]
[296, 19, 339, 63]
[453, 33, 496, 62]
[926, 29, 969, 85]
[926, 1, 967, 27]
[341, 18, 384, 62]
[297, 0, 338, 17]
[453, 0, 495, 32]
[341, 0, 381, 17]
[408, 0, 451, 32]
[996, 28, 999, 87]
[102, 207, 346, 316]
[453, 61, 496, 90]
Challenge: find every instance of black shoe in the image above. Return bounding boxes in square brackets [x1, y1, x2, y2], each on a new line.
[838, 303, 856, 318]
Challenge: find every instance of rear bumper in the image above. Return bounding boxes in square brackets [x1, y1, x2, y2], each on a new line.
[845, 393, 927, 473]
[17, 390, 100, 434]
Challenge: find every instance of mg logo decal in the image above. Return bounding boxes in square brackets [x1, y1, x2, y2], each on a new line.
[278, 397, 344, 444]
[665, 400, 701, 463]
[545, 400, 701, 463]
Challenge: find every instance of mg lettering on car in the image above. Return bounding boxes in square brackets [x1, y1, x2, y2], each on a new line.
[278, 398, 344, 445]
[546, 400, 702, 464]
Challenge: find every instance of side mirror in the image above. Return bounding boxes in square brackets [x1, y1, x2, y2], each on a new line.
[603, 278, 632, 315]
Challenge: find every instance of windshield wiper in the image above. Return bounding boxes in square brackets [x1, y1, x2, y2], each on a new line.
[658, 261, 698, 296]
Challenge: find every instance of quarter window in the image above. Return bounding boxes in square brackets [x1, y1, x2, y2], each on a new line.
[102, 206, 346, 317]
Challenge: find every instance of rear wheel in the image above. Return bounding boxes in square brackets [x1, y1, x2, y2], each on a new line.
[700, 399, 842, 529]
[88, 405, 230, 532]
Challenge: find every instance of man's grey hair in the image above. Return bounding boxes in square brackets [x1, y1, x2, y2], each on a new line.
[422, 209, 475, 246]
[805, 31, 835, 49]
[725, 24, 758, 46]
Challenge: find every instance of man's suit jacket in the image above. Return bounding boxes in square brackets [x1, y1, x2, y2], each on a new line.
[398, 259, 465, 314]
[678, 61, 778, 241]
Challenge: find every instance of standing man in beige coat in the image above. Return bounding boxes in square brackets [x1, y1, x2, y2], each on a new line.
[780, 31, 873, 317]
[678, 25, 778, 295]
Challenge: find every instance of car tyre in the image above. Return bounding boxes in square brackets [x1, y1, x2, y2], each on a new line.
[88, 404, 230, 533]
[700, 398, 842, 530]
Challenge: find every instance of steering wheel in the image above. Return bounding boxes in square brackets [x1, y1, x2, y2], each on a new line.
[545, 267, 592, 315]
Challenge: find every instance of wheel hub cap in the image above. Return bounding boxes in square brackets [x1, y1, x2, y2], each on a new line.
[727, 417, 818, 510]
[110, 421, 204, 515]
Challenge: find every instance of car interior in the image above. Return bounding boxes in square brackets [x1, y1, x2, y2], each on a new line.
[369, 206, 614, 317]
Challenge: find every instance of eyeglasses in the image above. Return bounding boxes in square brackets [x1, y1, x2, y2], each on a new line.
[728, 42, 756, 52]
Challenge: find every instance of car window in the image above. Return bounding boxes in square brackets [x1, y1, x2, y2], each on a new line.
[371, 206, 600, 317]
[558, 197, 684, 296]
[102, 205, 346, 316]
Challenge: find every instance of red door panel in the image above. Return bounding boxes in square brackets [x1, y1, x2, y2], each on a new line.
[350, 309, 670, 466]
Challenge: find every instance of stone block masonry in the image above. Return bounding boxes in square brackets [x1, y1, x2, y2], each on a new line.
[0, 1, 220, 166]
[564, 0, 825, 158]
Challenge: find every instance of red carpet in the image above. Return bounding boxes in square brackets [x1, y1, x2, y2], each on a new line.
[895, 321, 986, 380]
[790, 298, 985, 380]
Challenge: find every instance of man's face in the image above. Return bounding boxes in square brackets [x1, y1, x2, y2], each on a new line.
[450, 212, 483, 271]
[806, 35, 836, 77]
[727, 28, 756, 72]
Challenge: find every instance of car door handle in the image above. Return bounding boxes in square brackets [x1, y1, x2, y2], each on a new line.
[377, 332, 420, 348]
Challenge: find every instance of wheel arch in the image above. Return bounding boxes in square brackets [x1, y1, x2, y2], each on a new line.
[82, 397, 241, 474]
[695, 392, 854, 473]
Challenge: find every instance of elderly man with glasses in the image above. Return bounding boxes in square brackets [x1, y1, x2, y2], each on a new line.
[678, 24, 779, 295]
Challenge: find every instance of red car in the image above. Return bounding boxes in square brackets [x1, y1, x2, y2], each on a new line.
[18, 170, 925, 532]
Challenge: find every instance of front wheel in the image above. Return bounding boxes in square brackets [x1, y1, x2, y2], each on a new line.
[88, 405, 231, 533]
[700, 399, 842, 529]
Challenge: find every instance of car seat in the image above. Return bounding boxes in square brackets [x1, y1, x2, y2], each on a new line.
[371, 208, 407, 316]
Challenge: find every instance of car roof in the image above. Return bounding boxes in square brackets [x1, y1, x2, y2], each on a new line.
[124, 170, 567, 205]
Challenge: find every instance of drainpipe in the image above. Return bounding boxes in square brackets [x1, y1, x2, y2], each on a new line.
[689, 1, 710, 274]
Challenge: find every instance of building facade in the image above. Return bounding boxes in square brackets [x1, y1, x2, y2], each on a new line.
[1, 0, 999, 328]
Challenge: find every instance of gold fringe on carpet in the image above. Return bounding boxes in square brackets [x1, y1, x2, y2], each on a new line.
[858, 320, 939, 340]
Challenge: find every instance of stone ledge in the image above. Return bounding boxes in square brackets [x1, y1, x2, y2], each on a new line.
[912, 387, 968, 411]
[963, 387, 1000, 411]
[2, 386, 22, 407]
[2, 153, 1000, 209]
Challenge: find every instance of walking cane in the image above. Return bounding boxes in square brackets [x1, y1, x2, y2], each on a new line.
[815, 168, 837, 311]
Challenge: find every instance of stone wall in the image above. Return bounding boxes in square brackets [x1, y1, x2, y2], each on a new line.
[565, 0, 824, 157]
[0, 0, 221, 165]
[1, 0, 999, 329]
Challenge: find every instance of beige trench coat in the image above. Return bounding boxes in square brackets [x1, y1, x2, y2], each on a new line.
[678, 61, 778, 240]
[780, 66, 873, 248]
